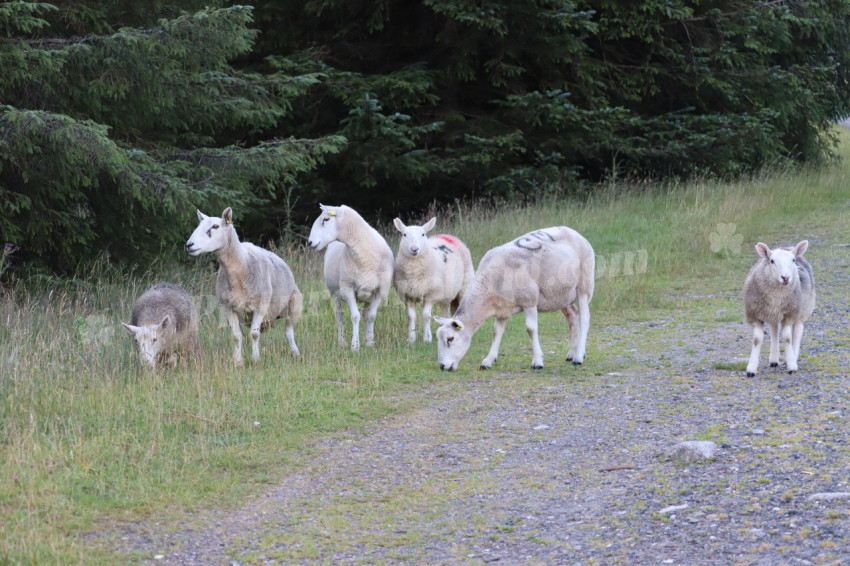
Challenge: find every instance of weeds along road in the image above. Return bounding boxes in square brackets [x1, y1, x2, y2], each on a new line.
[111, 233, 850, 565]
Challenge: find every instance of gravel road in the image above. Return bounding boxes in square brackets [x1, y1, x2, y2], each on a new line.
[110, 237, 850, 565]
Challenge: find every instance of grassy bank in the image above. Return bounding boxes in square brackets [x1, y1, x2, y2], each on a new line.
[2, 130, 849, 564]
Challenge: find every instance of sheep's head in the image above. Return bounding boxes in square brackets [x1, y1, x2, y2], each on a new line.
[394, 217, 436, 257]
[434, 315, 471, 371]
[755, 240, 808, 286]
[186, 208, 234, 256]
[307, 204, 343, 250]
[123, 315, 171, 369]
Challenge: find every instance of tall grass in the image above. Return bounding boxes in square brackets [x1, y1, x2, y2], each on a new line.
[2, 129, 849, 564]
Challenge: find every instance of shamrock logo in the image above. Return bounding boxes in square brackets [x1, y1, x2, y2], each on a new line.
[709, 223, 743, 254]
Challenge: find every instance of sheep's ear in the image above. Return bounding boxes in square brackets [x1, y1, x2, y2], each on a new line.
[423, 217, 437, 233]
[434, 315, 452, 326]
[159, 314, 171, 330]
[755, 242, 771, 258]
[393, 218, 406, 233]
[222, 207, 233, 225]
[795, 240, 809, 257]
[122, 322, 138, 337]
[196, 209, 207, 221]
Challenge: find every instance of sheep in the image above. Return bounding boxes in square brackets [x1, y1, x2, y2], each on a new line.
[185, 207, 302, 366]
[392, 217, 474, 343]
[307, 204, 394, 351]
[123, 282, 199, 369]
[743, 240, 815, 377]
[434, 226, 595, 371]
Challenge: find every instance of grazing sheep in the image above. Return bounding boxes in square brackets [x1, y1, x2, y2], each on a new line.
[434, 226, 594, 371]
[123, 282, 199, 369]
[743, 240, 815, 377]
[307, 204, 394, 350]
[393, 217, 474, 343]
[185, 207, 302, 365]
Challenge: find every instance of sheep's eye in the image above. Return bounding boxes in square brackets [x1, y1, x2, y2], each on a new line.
[792, 258, 796, 263]
[770, 259, 774, 264]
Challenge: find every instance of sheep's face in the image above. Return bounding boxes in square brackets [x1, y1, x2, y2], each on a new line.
[434, 316, 471, 371]
[394, 217, 436, 257]
[755, 242, 805, 286]
[186, 208, 233, 256]
[123, 315, 171, 369]
[307, 205, 342, 250]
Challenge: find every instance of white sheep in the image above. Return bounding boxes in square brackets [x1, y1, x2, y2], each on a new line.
[743, 240, 815, 377]
[434, 226, 595, 371]
[307, 204, 394, 350]
[392, 217, 474, 343]
[123, 282, 200, 369]
[186, 207, 302, 365]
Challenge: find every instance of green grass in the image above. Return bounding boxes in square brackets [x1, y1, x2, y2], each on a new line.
[2, 129, 850, 564]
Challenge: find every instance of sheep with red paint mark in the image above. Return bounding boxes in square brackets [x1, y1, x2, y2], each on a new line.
[392, 217, 474, 343]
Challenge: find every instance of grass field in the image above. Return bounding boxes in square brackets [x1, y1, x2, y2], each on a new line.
[2, 130, 849, 564]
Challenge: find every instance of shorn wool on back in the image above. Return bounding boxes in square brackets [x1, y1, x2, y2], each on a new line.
[743, 240, 815, 377]
[392, 216, 474, 343]
[435, 226, 594, 371]
[123, 282, 200, 369]
[307, 204, 394, 351]
[186, 208, 302, 366]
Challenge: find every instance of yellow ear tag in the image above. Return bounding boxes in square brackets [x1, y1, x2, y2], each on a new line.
[456, 323, 463, 331]
[328, 210, 336, 216]
[226, 219, 232, 225]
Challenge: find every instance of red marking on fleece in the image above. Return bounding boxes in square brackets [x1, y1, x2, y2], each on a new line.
[433, 234, 460, 247]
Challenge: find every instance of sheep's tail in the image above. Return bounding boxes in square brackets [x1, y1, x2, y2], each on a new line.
[289, 289, 303, 326]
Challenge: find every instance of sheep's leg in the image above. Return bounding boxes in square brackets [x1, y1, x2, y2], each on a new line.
[363, 297, 381, 347]
[406, 300, 418, 344]
[332, 294, 347, 347]
[785, 322, 803, 373]
[746, 323, 764, 377]
[341, 292, 362, 351]
[480, 317, 508, 369]
[524, 306, 544, 370]
[562, 304, 580, 361]
[284, 318, 300, 357]
[421, 301, 434, 343]
[767, 322, 781, 367]
[249, 310, 267, 362]
[790, 321, 805, 372]
[223, 307, 245, 366]
[572, 292, 591, 365]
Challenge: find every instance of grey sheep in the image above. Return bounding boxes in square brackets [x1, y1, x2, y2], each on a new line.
[123, 282, 200, 369]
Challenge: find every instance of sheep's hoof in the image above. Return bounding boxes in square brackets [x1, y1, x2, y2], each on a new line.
[769, 362, 779, 367]
[531, 364, 543, 370]
[788, 370, 796, 374]
[566, 356, 573, 362]
[479, 365, 490, 370]
[746, 371, 756, 377]
[571, 360, 583, 366]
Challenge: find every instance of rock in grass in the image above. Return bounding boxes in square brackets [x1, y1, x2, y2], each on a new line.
[666, 441, 718, 463]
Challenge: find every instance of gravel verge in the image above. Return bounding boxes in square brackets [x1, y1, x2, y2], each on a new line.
[106, 239, 850, 565]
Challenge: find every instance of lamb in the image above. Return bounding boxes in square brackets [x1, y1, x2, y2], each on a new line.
[743, 240, 815, 377]
[434, 226, 595, 371]
[392, 217, 474, 343]
[123, 282, 199, 369]
[185, 207, 302, 365]
[307, 204, 394, 351]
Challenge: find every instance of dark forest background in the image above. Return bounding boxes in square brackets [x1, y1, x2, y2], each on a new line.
[2, 0, 850, 273]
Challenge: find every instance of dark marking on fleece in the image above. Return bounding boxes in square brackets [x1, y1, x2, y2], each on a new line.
[514, 230, 555, 251]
